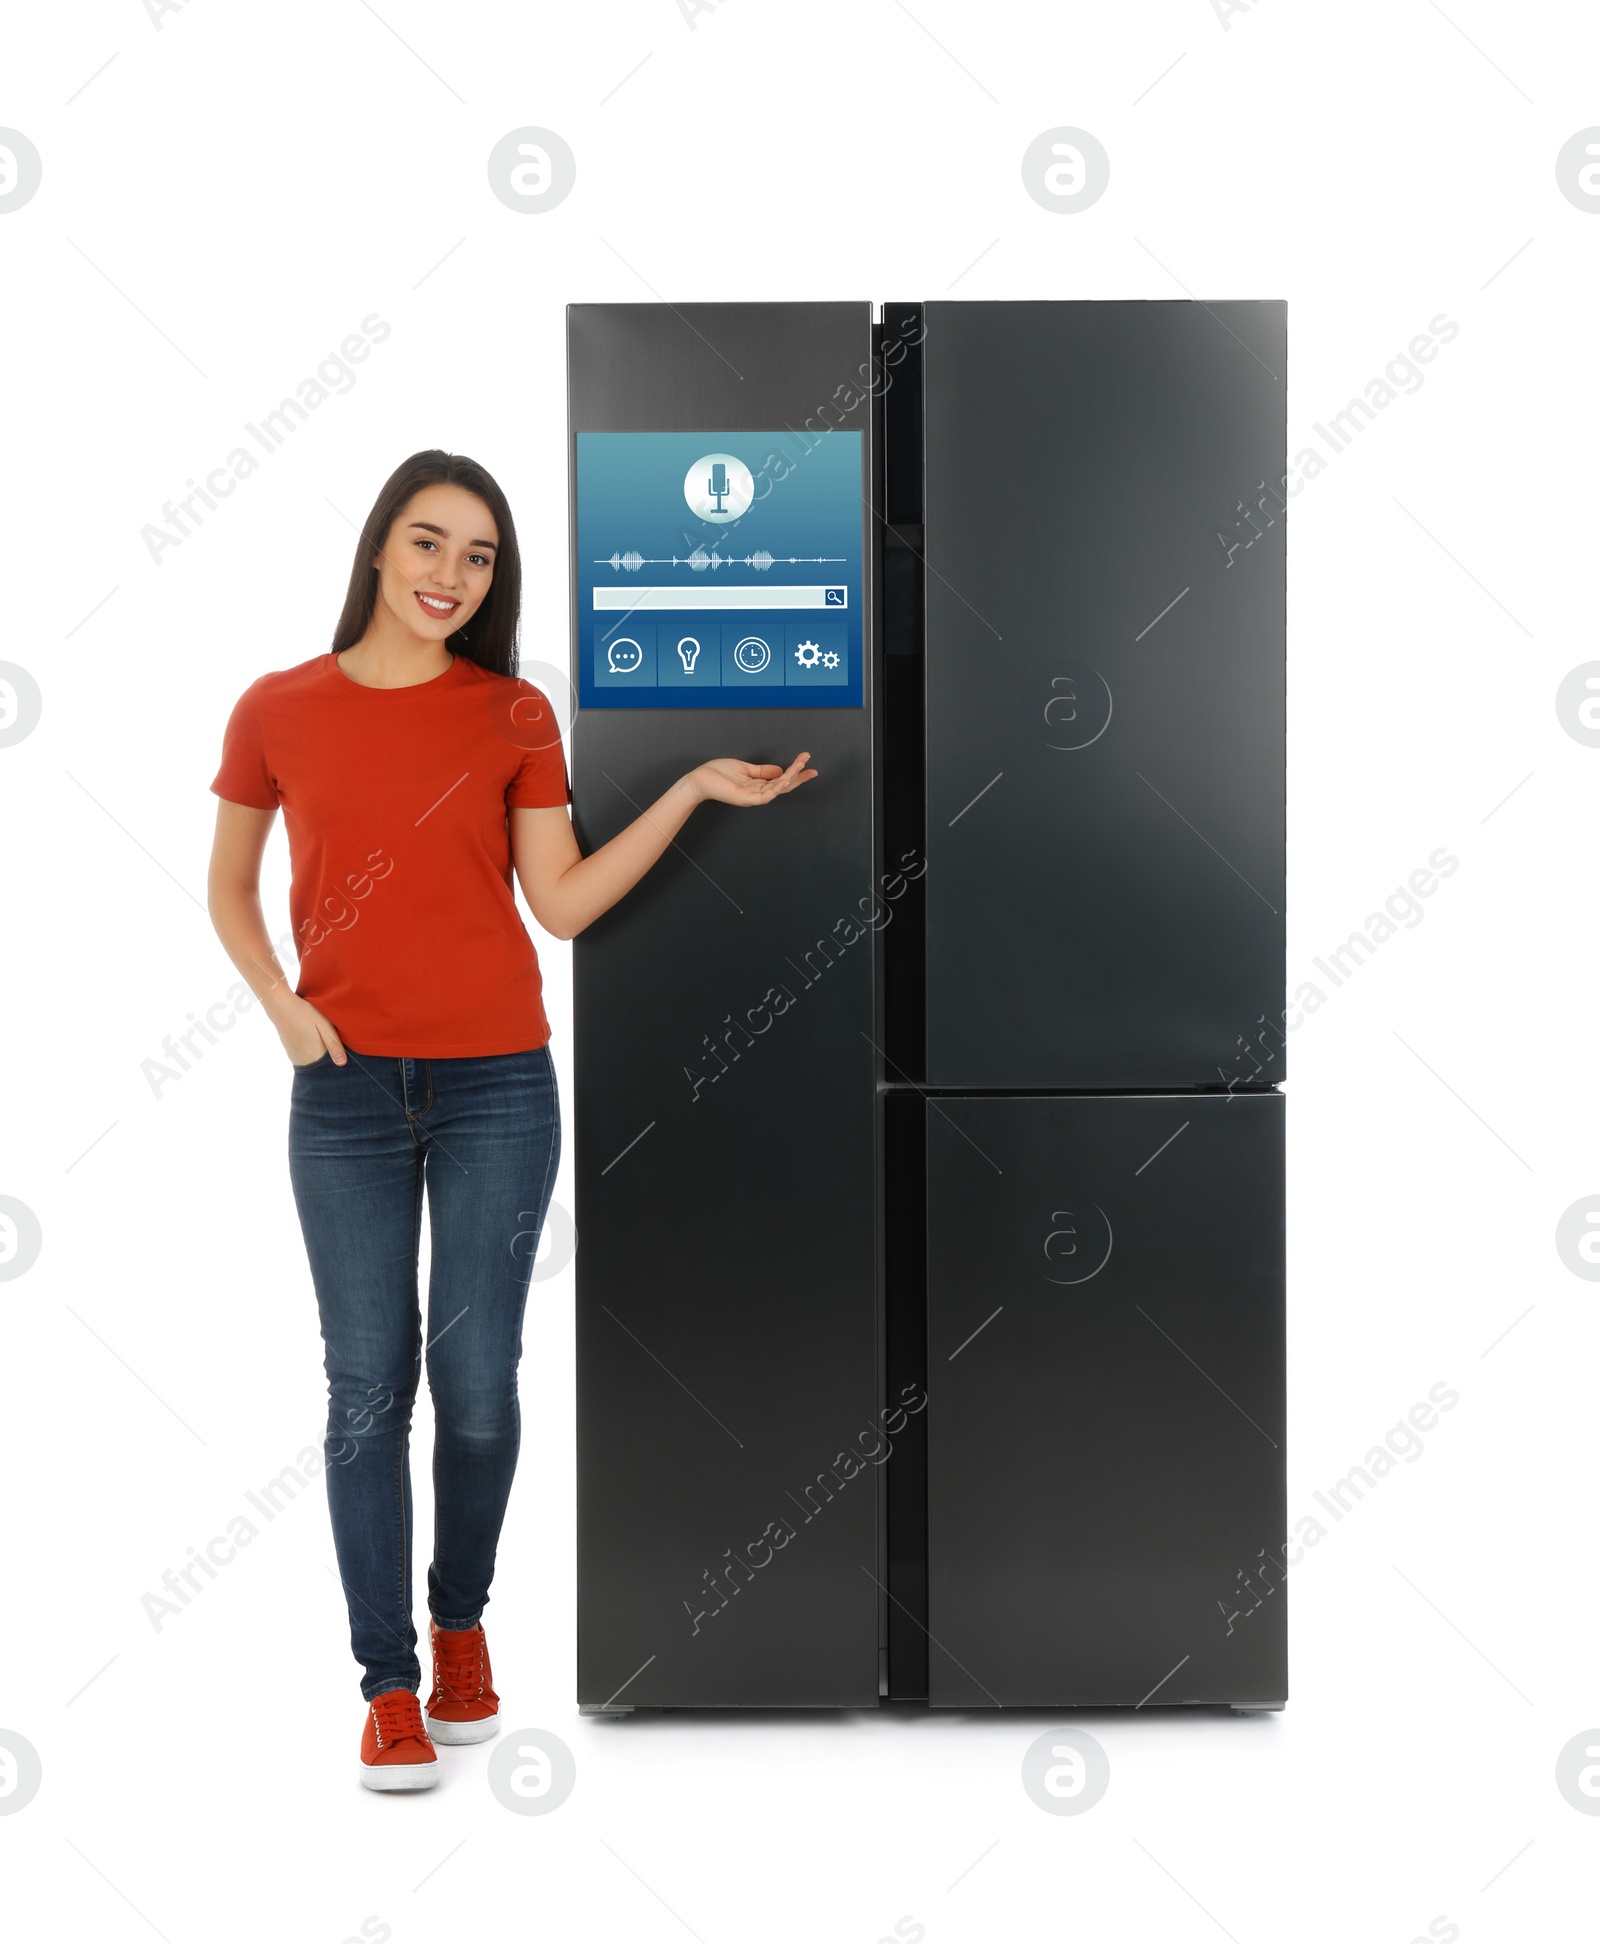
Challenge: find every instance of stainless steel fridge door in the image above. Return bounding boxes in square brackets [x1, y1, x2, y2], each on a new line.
[921, 299, 1287, 1089]
[568, 303, 882, 1708]
[925, 1092, 1287, 1708]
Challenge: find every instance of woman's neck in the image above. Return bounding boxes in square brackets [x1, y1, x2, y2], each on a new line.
[337, 612, 455, 690]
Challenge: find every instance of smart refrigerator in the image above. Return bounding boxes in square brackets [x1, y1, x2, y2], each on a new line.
[565, 299, 1287, 1713]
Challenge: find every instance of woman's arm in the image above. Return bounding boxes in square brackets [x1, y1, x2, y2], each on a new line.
[207, 799, 348, 1065]
[511, 750, 816, 942]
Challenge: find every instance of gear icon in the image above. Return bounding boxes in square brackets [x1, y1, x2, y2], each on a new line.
[794, 639, 821, 668]
[821, 650, 840, 669]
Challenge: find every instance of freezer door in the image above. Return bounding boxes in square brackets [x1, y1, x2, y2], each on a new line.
[568, 304, 882, 1708]
[921, 300, 1286, 1089]
[925, 1093, 1286, 1708]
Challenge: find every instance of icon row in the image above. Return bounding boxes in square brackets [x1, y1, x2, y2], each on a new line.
[593, 621, 848, 690]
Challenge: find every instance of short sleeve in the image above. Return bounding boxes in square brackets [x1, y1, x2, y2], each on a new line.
[210, 683, 279, 809]
[504, 685, 572, 809]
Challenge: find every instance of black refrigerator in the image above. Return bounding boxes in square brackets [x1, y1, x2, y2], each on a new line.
[566, 300, 1286, 1713]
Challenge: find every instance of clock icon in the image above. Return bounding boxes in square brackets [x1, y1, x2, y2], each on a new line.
[733, 636, 771, 674]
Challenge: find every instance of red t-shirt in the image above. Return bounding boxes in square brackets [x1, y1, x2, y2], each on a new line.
[211, 651, 571, 1056]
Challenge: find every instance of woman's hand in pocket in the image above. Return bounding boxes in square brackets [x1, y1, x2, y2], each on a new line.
[274, 995, 347, 1067]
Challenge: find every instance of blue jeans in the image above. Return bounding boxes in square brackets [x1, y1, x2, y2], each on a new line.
[287, 1046, 560, 1701]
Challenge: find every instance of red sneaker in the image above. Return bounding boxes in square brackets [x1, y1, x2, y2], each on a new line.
[359, 1688, 439, 1791]
[424, 1618, 501, 1744]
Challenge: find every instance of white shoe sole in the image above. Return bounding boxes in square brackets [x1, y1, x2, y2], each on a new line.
[425, 1710, 500, 1745]
[359, 1759, 440, 1791]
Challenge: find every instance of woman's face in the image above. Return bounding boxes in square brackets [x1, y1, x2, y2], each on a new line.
[372, 482, 499, 644]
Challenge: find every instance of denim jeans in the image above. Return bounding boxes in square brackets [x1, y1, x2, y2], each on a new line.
[287, 1045, 560, 1701]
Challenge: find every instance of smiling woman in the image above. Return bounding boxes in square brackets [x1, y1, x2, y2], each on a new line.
[327, 448, 521, 678]
[203, 448, 818, 1791]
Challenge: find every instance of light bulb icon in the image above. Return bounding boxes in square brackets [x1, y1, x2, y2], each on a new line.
[677, 636, 702, 673]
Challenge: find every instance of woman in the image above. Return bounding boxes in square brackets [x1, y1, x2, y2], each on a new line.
[207, 449, 815, 1791]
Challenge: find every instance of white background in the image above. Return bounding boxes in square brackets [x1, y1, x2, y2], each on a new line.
[3, 1, 1598, 1939]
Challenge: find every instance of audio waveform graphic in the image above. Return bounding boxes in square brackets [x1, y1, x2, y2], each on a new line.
[594, 550, 847, 573]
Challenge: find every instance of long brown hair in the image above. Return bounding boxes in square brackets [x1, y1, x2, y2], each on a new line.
[330, 450, 522, 677]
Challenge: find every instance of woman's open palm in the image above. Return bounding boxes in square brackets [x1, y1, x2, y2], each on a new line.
[691, 752, 817, 807]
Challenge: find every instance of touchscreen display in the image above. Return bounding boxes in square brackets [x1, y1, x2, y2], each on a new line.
[575, 429, 864, 710]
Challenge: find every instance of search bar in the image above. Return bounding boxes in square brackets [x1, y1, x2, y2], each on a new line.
[593, 585, 847, 611]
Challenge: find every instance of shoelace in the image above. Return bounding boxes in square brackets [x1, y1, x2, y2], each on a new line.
[370, 1690, 431, 1749]
[433, 1631, 485, 1701]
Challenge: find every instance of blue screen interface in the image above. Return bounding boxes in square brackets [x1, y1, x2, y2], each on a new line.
[575, 430, 864, 710]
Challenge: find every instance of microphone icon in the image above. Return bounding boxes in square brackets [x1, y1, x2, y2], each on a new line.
[707, 461, 729, 512]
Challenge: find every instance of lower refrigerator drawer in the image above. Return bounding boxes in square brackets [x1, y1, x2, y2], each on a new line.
[925, 1091, 1286, 1708]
